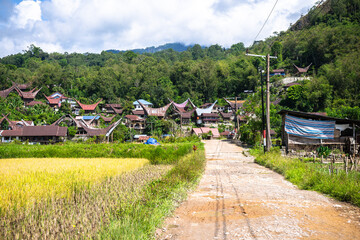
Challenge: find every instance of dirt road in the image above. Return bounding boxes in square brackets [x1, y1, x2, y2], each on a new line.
[158, 140, 360, 239]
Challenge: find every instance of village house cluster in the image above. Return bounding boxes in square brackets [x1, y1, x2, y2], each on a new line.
[0, 82, 244, 144]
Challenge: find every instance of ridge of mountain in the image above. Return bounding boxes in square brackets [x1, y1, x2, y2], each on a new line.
[106, 43, 195, 54]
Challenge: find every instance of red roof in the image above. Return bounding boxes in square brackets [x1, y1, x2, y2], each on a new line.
[138, 136, 150, 141]
[192, 127, 220, 138]
[272, 69, 285, 73]
[220, 131, 231, 136]
[44, 94, 61, 105]
[75, 99, 102, 111]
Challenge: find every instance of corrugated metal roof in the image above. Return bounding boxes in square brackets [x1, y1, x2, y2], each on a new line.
[133, 99, 153, 105]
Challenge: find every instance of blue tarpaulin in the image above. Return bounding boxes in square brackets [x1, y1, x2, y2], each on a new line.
[144, 138, 160, 145]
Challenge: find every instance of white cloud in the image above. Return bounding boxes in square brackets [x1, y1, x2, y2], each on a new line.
[10, 0, 42, 29]
[0, 0, 318, 57]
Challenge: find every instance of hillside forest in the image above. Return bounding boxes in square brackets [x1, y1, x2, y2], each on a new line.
[0, 0, 359, 143]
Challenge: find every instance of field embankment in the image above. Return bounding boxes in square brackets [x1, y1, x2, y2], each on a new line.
[0, 142, 205, 239]
[252, 148, 360, 207]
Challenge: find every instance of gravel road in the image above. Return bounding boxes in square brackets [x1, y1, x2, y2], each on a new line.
[158, 140, 360, 240]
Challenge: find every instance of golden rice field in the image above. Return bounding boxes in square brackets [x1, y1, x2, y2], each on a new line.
[0, 157, 149, 215]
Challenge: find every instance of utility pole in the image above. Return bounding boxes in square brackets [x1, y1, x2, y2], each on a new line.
[246, 52, 277, 152]
[259, 68, 265, 153]
[266, 54, 271, 152]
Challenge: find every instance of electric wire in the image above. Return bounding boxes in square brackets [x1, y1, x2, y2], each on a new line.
[253, 0, 279, 44]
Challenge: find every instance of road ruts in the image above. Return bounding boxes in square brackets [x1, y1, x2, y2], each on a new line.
[158, 140, 360, 240]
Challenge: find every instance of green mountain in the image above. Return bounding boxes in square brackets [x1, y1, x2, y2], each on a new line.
[106, 43, 195, 54]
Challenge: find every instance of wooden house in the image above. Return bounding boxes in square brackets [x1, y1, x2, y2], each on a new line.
[279, 110, 360, 154]
[201, 113, 220, 126]
[0, 114, 67, 144]
[124, 115, 146, 132]
[102, 104, 123, 114]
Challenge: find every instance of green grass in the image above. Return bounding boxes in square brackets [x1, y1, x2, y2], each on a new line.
[101, 146, 206, 239]
[0, 142, 198, 164]
[253, 148, 360, 207]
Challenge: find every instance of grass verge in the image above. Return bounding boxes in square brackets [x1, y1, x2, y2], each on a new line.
[101, 146, 206, 239]
[252, 148, 360, 207]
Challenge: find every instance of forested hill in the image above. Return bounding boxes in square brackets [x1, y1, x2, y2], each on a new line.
[248, 0, 360, 115]
[0, 0, 359, 119]
[106, 43, 195, 54]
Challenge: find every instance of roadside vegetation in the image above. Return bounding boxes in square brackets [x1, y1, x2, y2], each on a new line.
[251, 147, 360, 208]
[0, 141, 205, 239]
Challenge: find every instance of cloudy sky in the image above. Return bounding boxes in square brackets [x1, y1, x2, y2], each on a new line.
[0, 0, 317, 57]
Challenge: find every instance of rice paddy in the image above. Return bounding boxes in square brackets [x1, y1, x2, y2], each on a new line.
[0, 158, 149, 214]
[0, 142, 205, 239]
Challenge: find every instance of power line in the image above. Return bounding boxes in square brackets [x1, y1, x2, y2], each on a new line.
[253, 0, 279, 44]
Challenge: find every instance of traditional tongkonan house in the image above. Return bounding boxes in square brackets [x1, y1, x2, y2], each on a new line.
[194, 101, 217, 124]
[75, 118, 122, 141]
[169, 98, 196, 124]
[294, 63, 312, 76]
[224, 98, 245, 113]
[170, 98, 194, 113]
[279, 110, 360, 154]
[0, 114, 67, 144]
[74, 99, 102, 115]
[100, 115, 116, 124]
[13, 81, 32, 90]
[75, 115, 100, 128]
[52, 115, 121, 141]
[200, 103, 224, 113]
[44, 92, 75, 111]
[137, 100, 173, 119]
[0, 85, 16, 98]
[15, 87, 42, 105]
[102, 104, 123, 115]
